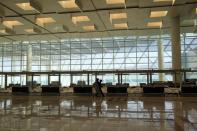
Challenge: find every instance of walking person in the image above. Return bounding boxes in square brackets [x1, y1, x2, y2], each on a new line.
[98, 79, 105, 97]
[94, 78, 104, 97]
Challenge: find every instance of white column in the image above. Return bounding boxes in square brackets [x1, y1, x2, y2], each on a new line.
[158, 35, 164, 81]
[171, 16, 181, 83]
[27, 44, 32, 82]
[27, 44, 32, 72]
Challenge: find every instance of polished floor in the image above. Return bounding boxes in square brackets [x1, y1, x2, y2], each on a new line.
[0, 95, 197, 131]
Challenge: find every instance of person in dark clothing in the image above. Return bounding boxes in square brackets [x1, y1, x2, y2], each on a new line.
[98, 79, 105, 97]
[94, 78, 104, 97]
[94, 78, 100, 97]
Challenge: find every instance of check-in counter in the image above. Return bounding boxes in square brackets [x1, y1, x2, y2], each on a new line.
[73, 85, 92, 94]
[107, 85, 128, 94]
[143, 85, 165, 94]
[12, 86, 30, 94]
[41, 85, 60, 94]
[181, 84, 197, 93]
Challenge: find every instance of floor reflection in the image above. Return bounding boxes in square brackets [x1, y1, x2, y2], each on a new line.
[0, 96, 197, 131]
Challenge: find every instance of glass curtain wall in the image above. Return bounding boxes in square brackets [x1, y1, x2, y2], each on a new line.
[0, 33, 196, 87]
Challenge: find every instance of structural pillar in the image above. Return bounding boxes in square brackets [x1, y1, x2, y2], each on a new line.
[158, 35, 164, 81]
[27, 44, 32, 72]
[26, 44, 32, 88]
[87, 74, 90, 85]
[171, 16, 181, 83]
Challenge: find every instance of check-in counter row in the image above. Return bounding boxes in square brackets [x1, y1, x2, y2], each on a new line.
[11, 85, 60, 94]
[142, 83, 197, 94]
[7, 84, 197, 95]
[73, 85, 128, 94]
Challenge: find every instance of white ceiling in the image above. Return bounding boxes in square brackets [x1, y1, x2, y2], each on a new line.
[0, 0, 196, 42]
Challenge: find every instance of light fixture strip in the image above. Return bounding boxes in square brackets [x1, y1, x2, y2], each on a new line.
[150, 11, 168, 18]
[147, 21, 163, 28]
[2, 20, 23, 29]
[113, 23, 128, 29]
[153, 0, 176, 5]
[58, 0, 78, 9]
[106, 0, 125, 5]
[82, 25, 95, 31]
[72, 16, 90, 24]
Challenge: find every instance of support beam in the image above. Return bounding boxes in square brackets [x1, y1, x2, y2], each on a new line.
[171, 16, 181, 83]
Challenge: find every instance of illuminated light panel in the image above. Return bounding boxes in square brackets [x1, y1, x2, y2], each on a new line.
[110, 13, 127, 22]
[58, 0, 78, 8]
[82, 25, 95, 31]
[25, 29, 34, 33]
[36, 17, 56, 26]
[153, 0, 175, 5]
[196, 8, 197, 14]
[3, 20, 23, 29]
[25, 27, 41, 34]
[147, 21, 162, 27]
[106, 0, 125, 5]
[16, 1, 42, 12]
[113, 23, 128, 29]
[0, 28, 15, 34]
[150, 11, 168, 17]
[16, 3, 35, 10]
[72, 16, 90, 24]
[0, 30, 6, 34]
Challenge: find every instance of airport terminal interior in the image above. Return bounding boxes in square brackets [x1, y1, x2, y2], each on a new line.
[0, 0, 197, 130]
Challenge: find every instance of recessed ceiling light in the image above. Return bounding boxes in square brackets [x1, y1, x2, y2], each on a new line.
[113, 23, 128, 29]
[16, 1, 42, 12]
[25, 27, 41, 34]
[110, 13, 127, 22]
[106, 0, 125, 5]
[0, 28, 15, 34]
[3, 20, 23, 29]
[25, 29, 34, 33]
[72, 16, 90, 24]
[153, 0, 175, 5]
[0, 30, 6, 34]
[82, 25, 95, 31]
[147, 21, 162, 28]
[36, 17, 56, 26]
[58, 0, 78, 9]
[150, 11, 168, 17]
[16, 3, 35, 10]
